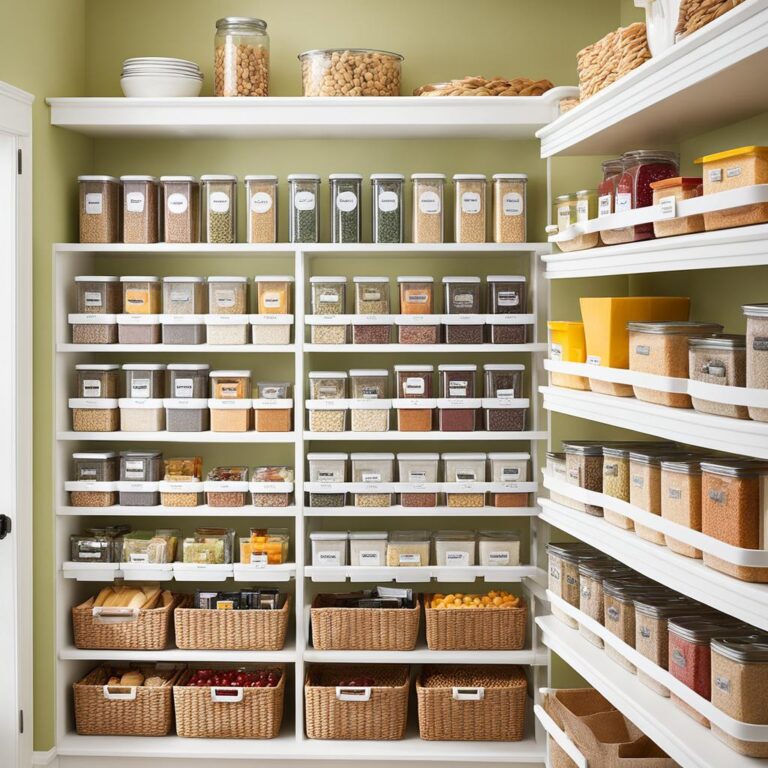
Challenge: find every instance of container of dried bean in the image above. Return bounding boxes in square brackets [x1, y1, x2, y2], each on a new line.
[351, 314, 393, 345]
[214, 17, 269, 97]
[309, 371, 347, 400]
[701, 459, 768, 582]
[443, 452, 486, 508]
[411, 174, 445, 243]
[119, 398, 166, 432]
[161, 314, 205, 345]
[160, 176, 200, 243]
[121, 175, 158, 244]
[250, 314, 292, 345]
[250, 465, 294, 507]
[437, 398, 480, 432]
[650, 176, 704, 238]
[288, 174, 320, 243]
[563, 441, 604, 516]
[689, 334, 748, 418]
[307, 314, 348, 345]
[548, 320, 589, 390]
[75, 276, 121, 314]
[578, 562, 632, 647]
[453, 174, 487, 243]
[207, 276, 248, 315]
[210, 370, 251, 400]
[307, 453, 347, 508]
[397, 453, 439, 507]
[121, 276, 161, 315]
[201, 175, 237, 244]
[628, 321, 723, 408]
[205, 466, 249, 507]
[371, 173, 404, 243]
[75, 364, 119, 400]
[483, 364, 526, 432]
[244, 175, 277, 243]
[69, 398, 119, 432]
[209, 398, 252, 432]
[660, 457, 704, 558]
[488, 452, 529, 507]
[307, 399, 347, 433]
[354, 276, 390, 314]
[442, 314, 484, 345]
[387, 530, 430, 567]
[66, 480, 117, 509]
[394, 398, 434, 432]
[351, 452, 394, 507]
[349, 369, 390, 432]
[311, 276, 346, 315]
[254, 275, 293, 315]
[299, 48, 402, 97]
[398, 276, 434, 314]
[395, 315, 440, 345]
[78, 176, 120, 243]
[395, 365, 433, 399]
[492, 174, 527, 243]
[329, 173, 362, 243]
[743, 303, 768, 422]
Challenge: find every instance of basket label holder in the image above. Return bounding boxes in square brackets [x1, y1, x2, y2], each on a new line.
[102, 685, 138, 701]
[211, 687, 244, 703]
[452, 686, 485, 701]
[335, 686, 372, 701]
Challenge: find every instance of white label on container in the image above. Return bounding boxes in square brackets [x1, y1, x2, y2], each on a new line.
[497, 290, 519, 307]
[461, 192, 482, 214]
[360, 386, 380, 400]
[496, 388, 515, 399]
[260, 386, 282, 399]
[250, 553, 268, 567]
[587, 355, 601, 365]
[399, 553, 421, 565]
[362, 288, 381, 301]
[445, 551, 469, 566]
[576, 199, 589, 224]
[419, 191, 440, 214]
[456, 471, 476, 481]
[174, 378, 194, 398]
[263, 293, 281, 308]
[615, 192, 632, 212]
[550, 342, 563, 360]
[317, 470, 339, 481]
[130, 553, 148, 563]
[317, 551, 341, 566]
[214, 289, 235, 309]
[488, 550, 510, 564]
[336, 191, 358, 212]
[448, 381, 468, 397]
[319, 292, 339, 303]
[605, 463, 618, 477]
[82, 379, 101, 398]
[209, 191, 230, 213]
[85, 193, 103, 215]
[708, 168, 723, 183]
[557, 205, 571, 231]
[709, 489, 726, 504]
[503, 192, 523, 216]
[83, 291, 103, 308]
[408, 470, 428, 482]
[501, 467, 520, 480]
[361, 472, 382, 483]
[169, 289, 190, 303]
[358, 550, 381, 566]
[78, 552, 101, 559]
[250, 191, 273, 213]
[453, 293, 475, 309]
[378, 191, 398, 212]
[126, 191, 145, 213]
[659, 195, 677, 219]
[635, 344, 651, 356]
[124, 460, 144, 479]
[167, 192, 188, 214]
[80, 468, 97, 478]
[598, 194, 612, 217]
[668, 487, 682, 500]
[632, 474, 644, 488]
[219, 383, 239, 398]
[403, 377, 425, 396]
[130, 378, 150, 398]
[715, 676, 731, 693]
[406, 293, 429, 304]
[294, 190, 315, 211]
[726, 166, 742, 178]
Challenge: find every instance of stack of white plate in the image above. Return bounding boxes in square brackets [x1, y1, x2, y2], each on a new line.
[120, 57, 203, 97]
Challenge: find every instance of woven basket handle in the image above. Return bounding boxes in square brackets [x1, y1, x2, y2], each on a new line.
[102, 685, 137, 701]
[452, 687, 485, 701]
[92, 607, 140, 624]
[335, 686, 372, 701]
[211, 687, 244, 703]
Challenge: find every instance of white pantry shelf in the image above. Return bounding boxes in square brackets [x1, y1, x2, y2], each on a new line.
[303, 644, 548, 666]
[61, 562, 296, 583]
[59, 644, 296, 663]
[303, 505, 540, 518]
[46, 90, 577, 140]
[57, 505, 297, 517]
[536, 0, 768, 156]
[305, 430, 548, 442]
[57, 431, 297, 443]
[58, 343, 295, 354]
[304, 565, 542, 584]
[305, 343, 548, 353]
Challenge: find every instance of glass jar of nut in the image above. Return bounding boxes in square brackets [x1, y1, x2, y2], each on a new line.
[214, 17, 270, 97]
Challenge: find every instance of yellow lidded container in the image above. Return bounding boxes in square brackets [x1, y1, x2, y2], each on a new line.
[695, 146, 768, 231]
[547, 321, 589, 390]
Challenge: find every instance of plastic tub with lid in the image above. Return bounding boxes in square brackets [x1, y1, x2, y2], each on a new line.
[660, 457, 705, 558]
[310, 276, 346, 316]
[349, 531, 389, 567]
[398, 276, 434, 315]
[492, 173, 527, 243]
[121, 175, 159, 245]
[452, 174, 487, 244]
[207, 276, 248, 316]
[442, 452, 486, 508]
[162, 276, 205, 315]
[351, 452, 394, 507]
[75, 364, 119, 399]
[307, 453, 347, 508]
[201, 174, 237, 244]
[387, 530, 430, 567]
[310, 531, 348, 567]
[434, 530, 476, 567]
[486, 275, 527, 344]
[483, 363, 526, 432]
[411, 173, 445, 243]
[121, 276, 161, 315]
[371, 173, 404, 244]
[254, 275, 293, 315]
[160, 176, 200, 243]
[478, 531, 520, 566]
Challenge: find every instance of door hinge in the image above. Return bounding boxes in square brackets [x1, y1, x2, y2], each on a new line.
[19, 709, 23, 734]
[17, 148, 22, 175]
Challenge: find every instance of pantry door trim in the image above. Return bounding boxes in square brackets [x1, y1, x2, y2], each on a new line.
[0, 80, 34, 768]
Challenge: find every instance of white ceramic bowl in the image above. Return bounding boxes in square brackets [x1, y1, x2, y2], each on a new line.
[120, 74, 203, 98]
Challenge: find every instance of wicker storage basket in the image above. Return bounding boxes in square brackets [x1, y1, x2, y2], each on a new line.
[424, 595, 527, 650]
[310, 595, 420, 651]
[174, 597, 290, 651]
[173, 665, 285, 739]
[72, 593, 184, 650]
[416, 665, 528, 741]
[676, 0, 744, 40]
[305, 664, 409, 740]
[73, 664, 182, 736]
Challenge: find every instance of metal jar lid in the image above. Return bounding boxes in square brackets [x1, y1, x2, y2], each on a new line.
[216, 17, 267, 32]
[688, 333, 746, 350]
[711, 635, 768, 664]
[626, 321, 723, 335]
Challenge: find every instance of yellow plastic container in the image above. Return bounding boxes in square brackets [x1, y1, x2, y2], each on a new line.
[548, 321, 590, 390]
[579, 297, 690, 396]
[695, 146, 768, 231]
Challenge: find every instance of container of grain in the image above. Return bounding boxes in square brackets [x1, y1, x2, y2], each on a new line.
[398, 276, 433, 314]
[354, 276, 390, 314]
[371, 173, 404, 243]
[602, 445, 632, 512]
[121, 175, 159, 244]
[695, 146, 768, 231]
[349, 369, 390, 433]
[119, 398, 166, 432]
[299, 48, 402, 97]
[688, 334, 748, 418]
[164, 397, 210, 432]
[548, 320, 590, 390]
[307, 315, 348, 345]
[387, 530, 430, 567]
[443, 276, 480, 314]
[160, 176, 200, 243]
[660, 457, 704, 558]
[488, 452, 529, 507]
[168, 350, 209, 392]
[249, 314, 292, 345]
[116, 314, 161, 345]
[209, 397, 252, 432]
[442, 452, 486, 508]
[743, 303, 768, 422]
[628, 321, 723, 408]
[394, 365, 434, 431]
[552, 192, 599, 252]
[310, 531, 348, 567]
[208, 276, 248, 315]
[701, 459, 768, 582]
[119, 451, 162, 505]
[411, 174, 445, 243]
[486, 275, 527, 344]
[397, 453, 439, 508]
[563, 441, 604, 516]
[578, 562, 632, 647]
[329, 173, 362, 243]
[307, 452, 347, 508]
[483, 363, 527, 432]
[395, 315, 440, 345]
[205, 466, 249, 507]
[311, 276, 346, 315]
[201, 175, 237, 244]
[121, 276, 161, 315]
[78, 176, 120, 243]
[250, 465, 294, 507]
[255, 275, 293, 315]
[434, 530, 476, 567]
[69, 398, 119, 432]
[307, 371, 347, 432]
[650, 177, 704, 238]
[546, 451, 574, 509]
[162, 276, 205, 315]
[75, 276, 121, 314]
[351, 452, 394, 507]
[453, 174, 487, 243]
[245, 175, 278, 243]
[75, 364, 119, 399]
[492, 174, 527, 243]
[162, 314, 205, 345]
[288, 174, 320, 243]
[253, 381, 292, 433]
[349, 532, 389, 567]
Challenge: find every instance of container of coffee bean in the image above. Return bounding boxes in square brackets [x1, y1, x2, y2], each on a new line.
[160, 176, 200, 244]
[201, 175, 237, 244]
[330, 173, 362, 243]
[371, 173, 404, 243]
[288, 174, 320, 243]
[78, 176, 120, 243]
[245, 175, 278, 243]
[452, 174, 487, 243]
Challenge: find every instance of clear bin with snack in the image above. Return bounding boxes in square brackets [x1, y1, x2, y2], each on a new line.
[250, 466, 294, 508]
[240, 528, 289, 566]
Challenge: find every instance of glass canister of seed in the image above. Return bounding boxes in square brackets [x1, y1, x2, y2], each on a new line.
[244, 175, 278, 243]
[160, 176, 200, 244]
[78, 176, 120, 244]
[121, 176, 159, 244]
[371, 173, 404, 243]
[492, 173, 527, 243]
[201, 175, 237, 244]
[214, 16, 269, 97]
[453, 174, 487, 243]
[288, 174, 321, 243]
[329, 173, 362, 243]
[411, 173, 445, 243]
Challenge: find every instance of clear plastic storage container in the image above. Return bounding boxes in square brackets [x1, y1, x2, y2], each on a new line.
[330, 174, 362, 243]
[121, 276, 161, 315]
[123, 363, 165, 400]
[119, 398, 165, 433]
[201, 174, 237, 244]
[78, 176, 120, 243]
[443, 276, 480, 314]
[487, 275, 527, 344]
[563, 441, 604, 516]
[117, 314, 161, 345]
[398, 276, 434, 315]
[207, 276, 248, 315]
[288, 174, 320, 243]
[349, 369, 390, 432]
[478, 531, 520, 566]
[397, 453, 439, 507]
[660, 458, 705, 559]
[354, 276, 390, 315]
[395, 315, 440, 345]
[311, 276, 346, 316]
[75, 364, 119, 399]
[253, 381, 293, 432]
[387, 530, 430, 567]
[161, 315, 205, 345]
[488, 452, 529, 507]
[349, 532, 389, 567]
[434, 530, 476, 567]
[121, 176, 159, 244]
[73, 452, 119, 482]
[245, 175, 278, 243]
[439, 364, 476, 399]
[210, 370, 251, 400]
[160, 176, 200, 244]
[483, 363, 526, 432]
[453, 174, 487, 243]
[650, 177, 704, 238]
[743, 303, 768, 422]
[553, 192, 599, 251]
[492, 174, 527, 243]
[75, 276, 121, 315]
[162, 276, 205, 315]
[119, 451, 162, 505]
[411, 174, 445, 243]
[310, 531, 348, 567]
[351, 452, 394, 507]
[255, 275, 293, 315]
[307, 452, 347, 508]
[299, 48, 402, 96]
[371, 173, 404, 243]
[689, 334, 748, 418]
[443, 452, 486, 508]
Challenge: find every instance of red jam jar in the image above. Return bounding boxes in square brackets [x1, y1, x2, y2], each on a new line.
[602, 150, 679, 245]
[597, 158, 623, 217]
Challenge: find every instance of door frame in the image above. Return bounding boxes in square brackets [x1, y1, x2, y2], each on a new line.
[0, 79, 34, 768]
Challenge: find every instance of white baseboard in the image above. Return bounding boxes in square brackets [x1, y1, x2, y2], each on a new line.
[31, 749, 57, 767]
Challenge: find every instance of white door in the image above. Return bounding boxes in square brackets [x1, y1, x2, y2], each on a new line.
[0, 81, 33, 768]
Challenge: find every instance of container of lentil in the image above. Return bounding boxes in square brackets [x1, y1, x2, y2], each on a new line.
[351, 314, 393, 345]
[743, 303, 768, 422]
[453, 174, 487, 243]
[329, 173, 362, 243]
[443, 276, 480, 314]
[75, 276, 121, 314]
[288, 174, 320, 243]
[442, 314, 484, 345]
[689, 334, 749, 418]
[443, 452, 486, 508]
[563, 441, 604, 516]
[398, 276, 433, 315]
[253, 381, 292, 432]
[387, 530, 430, 567]
[628, 321, 723, 408]
[78, 176, 120, 243]
[255, 275, 293, 315]
[660, 457, 705, 558]
[244, 175, 278, 243]
[650, 176, 704, 238]
[349, 369, 390, 433]
[160, 176, 200, 244]
[121, 276, 161, 315]
[311, 276, 346, 315]
[483, 364, 526, 432]
[351, 452, 394, 507]
[395, 315, 440, 345]
[371, 173, 404, 243]
[121, 175, 159, 244]
[70, 398, 119, 432]
[397, 453, 439, 508]
[486, 275, 527, 344]
[488, 452, 529, 507]
[701, 459, 768, 582]
[119, 451, 162, 505]
[437, 364, 478, 432]
[548, 320, 590, 390]
[578, 562, 632, 647]
[307, 453, 347, 508]
[411, 174, 445, 243]
[75, 364, 119, 400]
[492, 174, 527, 243]
[205, 466, 249, 507]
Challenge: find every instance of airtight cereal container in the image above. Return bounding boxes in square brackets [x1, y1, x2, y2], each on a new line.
[548, 320, 589, 390]
[354, 276, 390, 315]
[75, 364, 119, 399]
[660, 457, 704, 558]
[121, 276, 161, 315]
[689, 334, 748, 418]
[208, 276, 248, 315]
[78, 176, 120, 243]
[69, 314, 117, 344]
[696, 146, 768, 231]
[387, 530, 430, 567]
[162, 276, 205, 315]
[162, 314, 205, 345]
[307, 453, 347, 508]
[116, 314, 161, 345]
[628, 321, 723, 407]
[349, 532, 389, 567]
[488, 453, 529, 507]
[701, 460, 768, 582]
[288, 174, 320, 244]
[76, 276, 121, 314]
[164, 397, 209, 432]
[351, 452, 394, 507]
[309, 371, 347, 400]
[453, 174, 487, 243]
[743, 304, 768, 422]
[311, 276, 346, 317]
[563, 441, 604, 516]
[650, 177, 704, 238]
[167, 364, 209, 400]
[201, 175, 237, 244]
[253, 381, 293, 432]
[244, 175, 278, 243]
[443, 452, 486, 508]
[547, 543, 605, 628]
[123, 363, 166, 400]
[329, 174, 362, 244]
[478, 531, 520, 566]
[70, 398, 119, 432]
[310, 532, 348, 567]
[492, 173, 527, 243]
[397, 453, 439, 507]
[487, 275, 527, 344]
[121, 175, 159, 244]
[411, 173, 445, 243]
[160, 176, 200, 243]
[255, 275, 293, 315]
[371, 173, 404, 243]
[434, 530, 476, 567]
[398, 276, 434, 314]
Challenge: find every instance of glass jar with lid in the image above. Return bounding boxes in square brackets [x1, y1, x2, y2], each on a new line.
[371, 173, 404, 243]
[411, 173, 445, 243]
[553, 192, 599, 251]
[453, 174, 487, 243]
[201, 175, 237, 244]
[245, 175, 278, 243]
[597, 158, 624, 217]
[492, 173, 527, 243]
[288, 174, 320, 243]
[121, 176, 159, 244]
[330, 173, 362, 243]
[214, 17, 269, 97]
[160, 177, 200, 244]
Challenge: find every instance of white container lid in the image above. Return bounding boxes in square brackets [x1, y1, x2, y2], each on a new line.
[75, 363, 119, 371]
[163, 276, 205, 283]
[69, 398, 119, 409]
[442, 276, 481, 283]
[163, 398, 209, 409]
[329, 173, 363, 180]
[118, 398, 165, 409]
[353, 276, 389, 283]
[254, 275, 295, 282]
[349, 369, 388, 377]
[287, 173, 321, 182]
[207, 276, 247, 283]
[161, 314, 205, 325]
[483, 364, 525, 371]
[351, 453, 395, 460]
[488, 452, 530, 460]
[309, 371, 347, 379]
[307, 453, 348, 460]
[452, 174, 487, 181]
[116, 314, 161, 325]
[310, 276, 347, 283]
[210, 370, 251, 377]
[120, 276, 160, 282]
[75, 275, 119, 283]
[122, 363, 166, 371]
[200, 174, 237, 182]
[397, 276, 433, 283]
[411, 173, 446, 180]
[394, 364, 434, 371]
[349, 531, 388, 540]
[370, 173, 404, 181]
[492, 173, 528, 181]
[73, 451, 118, 459]
[487, 275, 526, 282]
[120, 175, 158, 182]
[205, 314, 248, 325]
[310, 531, 349, 540]
[78, 175, 119, 182]
[160, 175, 197, 182]
[442, 452, 486, 460]
[397, 452, 440, 460]
[244, 174, 278, 182]
[438, 364, 477, 371]
[167, 363, 210, 371]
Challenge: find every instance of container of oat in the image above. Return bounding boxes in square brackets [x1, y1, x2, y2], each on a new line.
[201, 175, 237, 244]
[349, 532, 389, 567]
[578, 562, 632, 647]
[329, 173, 362, 243]
[121, 176, 158, 243]
[351, 313, 393, 345]
[701, 459, 768, 582]
[351, 452, 394, 507]
[121, 276, 161, 315]
[311, 276, 346, 316]
[387, 530, 430, 567]
[354, 276, 390, 314]
[442, 313, 485, 345]
[548, 320, 589, 390]
[695, 146, 768, 231]
[75, 364, 119, 400]
[650, 177, 704, 238]
[307, 453, 347, 508]
[398, 276, 434, 315]
[288, 174, 321, 243]
[250, 310, 293, 345]
[443, 452, 486, 508]
[411, 173, 445, 243]
[254, 275, 293, 315]
[208, 276, 248, 315]
[119, 397, 166, 432]
[208, 397, 252, 432]
[743, 303, 768, 422]
[119, 450, 162, 505]
[488, 453, 529, 507]
[310, 532, 349, 567]
[395, 314, 440, 345]
[397, 453, 440, 507]
[162, 276, 205, 315]
[75, 276, 121, 314]
[371, 173, 404, 243]
[628, 321, 723, 408]
[69, 398, 119, 432]
[660, 457, 705, 558]
[453, 174, 487, 243]
[205, 466, 249, 507]
[253, 381, 293, 432]
[563, 441, 604, 516]
[78, 176, 120, 243]
[244, 175, 278, 243]
[123, 363, 165, 400]
[434, 530, 476, 567]
[689, 334, 748, 418]
[492, 174, 527, 243]
[349, 369, 390, 432]
[160, 176, 200, 243]
[478, 531, 520, 567]
[250, 465, 294, 507]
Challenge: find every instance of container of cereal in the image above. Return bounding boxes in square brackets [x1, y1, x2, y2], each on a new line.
[488, 453, 529, 507]
[349, 532, 389, 567]
[121, 276, 161, 315]
[411, 174, 445, 243]
[310, 532, 348, 567]
[563, 441, 604, 516]
[307, 453, 347, 508]
[121, 176, 159, 244]
[398, 276, 434, 315]
[434, 530, 476, 567]
[329, 173, 362, 243]
[351, 452, 394, 507]
[288, 174, 320, 243]
[689, 334, 748, 418]
[201, 175, 237, 244]
[244, 175, 278, 243]
[160, 176, 200, 243]
[75, 276, 121, 315]
[443, 452, 486, 508]
[660, 457, 705, 558]
[397, 453, 439, 508]
[650, 177, 704, 238]
[548, 320, 589, 390]
[371, 173, 404, 243]
[78, 176, 120, 243]
[743, 303, 768, 422]
[492, 173, 527, 243]
[387, 530, 430, 567]
[478, 531, 520, 567]
[453, 174, 487, 243]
